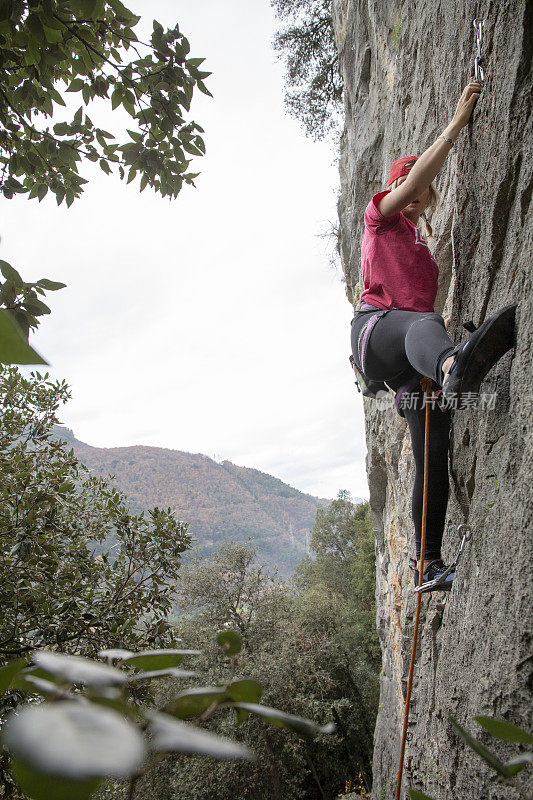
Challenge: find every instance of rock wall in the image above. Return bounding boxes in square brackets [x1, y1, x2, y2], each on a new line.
[332, 1, 532, 798]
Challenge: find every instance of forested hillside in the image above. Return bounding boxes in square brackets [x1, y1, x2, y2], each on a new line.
[55, 427, 336, 576]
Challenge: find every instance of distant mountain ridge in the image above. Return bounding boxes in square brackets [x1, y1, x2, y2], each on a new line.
[54, 427, 341, 575]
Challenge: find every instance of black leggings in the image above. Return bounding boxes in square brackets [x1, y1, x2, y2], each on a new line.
[351, 309, 455, 560]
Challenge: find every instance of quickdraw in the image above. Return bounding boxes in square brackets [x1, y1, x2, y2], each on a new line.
[473, 18, 485, 82]
[414, 523, 472, 593]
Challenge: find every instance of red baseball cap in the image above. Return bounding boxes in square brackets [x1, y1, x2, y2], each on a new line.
[388, 155, 418, 187]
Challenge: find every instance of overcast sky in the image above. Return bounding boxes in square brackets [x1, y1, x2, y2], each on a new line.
[1, 0, 369, 500]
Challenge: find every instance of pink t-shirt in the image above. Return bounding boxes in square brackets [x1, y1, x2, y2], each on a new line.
[360, 190, 439, 312]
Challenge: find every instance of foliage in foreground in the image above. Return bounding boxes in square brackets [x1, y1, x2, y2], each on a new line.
[0, 634, 333, 800]
[271, 0, 343, 140]
[0, 365, 194, 797]
[137, 495, 379, 800]
[409, 716, 533, 800]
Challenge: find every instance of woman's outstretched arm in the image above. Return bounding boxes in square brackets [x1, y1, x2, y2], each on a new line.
[378, 81, 482, 219]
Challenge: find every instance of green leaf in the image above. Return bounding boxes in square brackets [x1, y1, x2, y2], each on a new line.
[232, 703, 335, 738]
[449, 716, 513, 779]
[122, 649, 200, 670]
[19, 675, 74, 700]
[3, 702, 145, 779]
[53, 121, 70, 136]
[125, 667, 195, 683]
[148, 712, 253, 760]
[163, 687, 227, 719]
[36, 278, 66, 291]
[47, 85, 66, 107]
[11, 759, 101, 800]
[127, 129, 143, 143]
[0, 658, 27, 694]
[25, 37, 41, 65]
[122, 99, 135, 117]
[0, 259, 23, 286]
[226, 679, 262, 704]
[108, 0, 138, 22]
[32, 651, 126, 687]
[234, 707, 251, 724]
[227, 679, 262, 722]
[408, 791, 436, 800]
[0, 310, 47, 365]
[111, 88, 121, 110]
[26, 13, 46, 42]
[504, 751, 533, 775]
[98, 648, 133, 661]
[66, 79, 85, 92]
[216, 630, 242, 656]
[71, 0, 99, 18]
[43, 25, 63, 44]
[197, 79, 213, 97]
[25, 299, 51, 316]
[182, 141, 204, 156]
[99, 159, 111, 174]
[474, 716, 533, 745]
[10, 667, 51, 691]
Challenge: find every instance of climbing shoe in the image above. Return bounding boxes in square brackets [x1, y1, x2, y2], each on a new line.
[442, 304, 517, 406]
[410, 558, 455, 593]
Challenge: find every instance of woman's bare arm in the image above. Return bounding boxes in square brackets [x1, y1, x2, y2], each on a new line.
[378, 82, 482, 219]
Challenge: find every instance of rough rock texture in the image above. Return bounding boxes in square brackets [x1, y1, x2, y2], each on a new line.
[332, 1, 532, 798]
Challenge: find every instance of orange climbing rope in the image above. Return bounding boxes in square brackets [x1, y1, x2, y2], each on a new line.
[394, 376, 433, 800]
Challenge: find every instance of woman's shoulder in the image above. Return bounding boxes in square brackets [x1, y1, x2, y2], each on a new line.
[364, 190, 401, 233]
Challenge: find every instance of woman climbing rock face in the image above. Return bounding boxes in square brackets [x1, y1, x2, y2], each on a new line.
[350, 80, 517, 592]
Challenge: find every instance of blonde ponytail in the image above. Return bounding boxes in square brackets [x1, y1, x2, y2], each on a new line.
[420, 183, 440, 240]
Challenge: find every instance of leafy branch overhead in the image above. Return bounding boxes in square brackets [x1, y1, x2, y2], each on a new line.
[0, 0, 212, 205]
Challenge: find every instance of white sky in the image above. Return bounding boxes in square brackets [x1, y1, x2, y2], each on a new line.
[1, 0, 368, 500]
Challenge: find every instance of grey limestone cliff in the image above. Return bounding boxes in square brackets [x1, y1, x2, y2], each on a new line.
[332, 1, 532, 798]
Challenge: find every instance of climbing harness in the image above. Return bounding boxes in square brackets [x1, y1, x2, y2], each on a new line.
[414, 523, 472, 593]
[349, 308, 391, 398]
[473, 19, 485, 82]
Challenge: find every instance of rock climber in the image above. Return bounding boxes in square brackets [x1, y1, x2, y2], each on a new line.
[350, 80, 516, 592]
